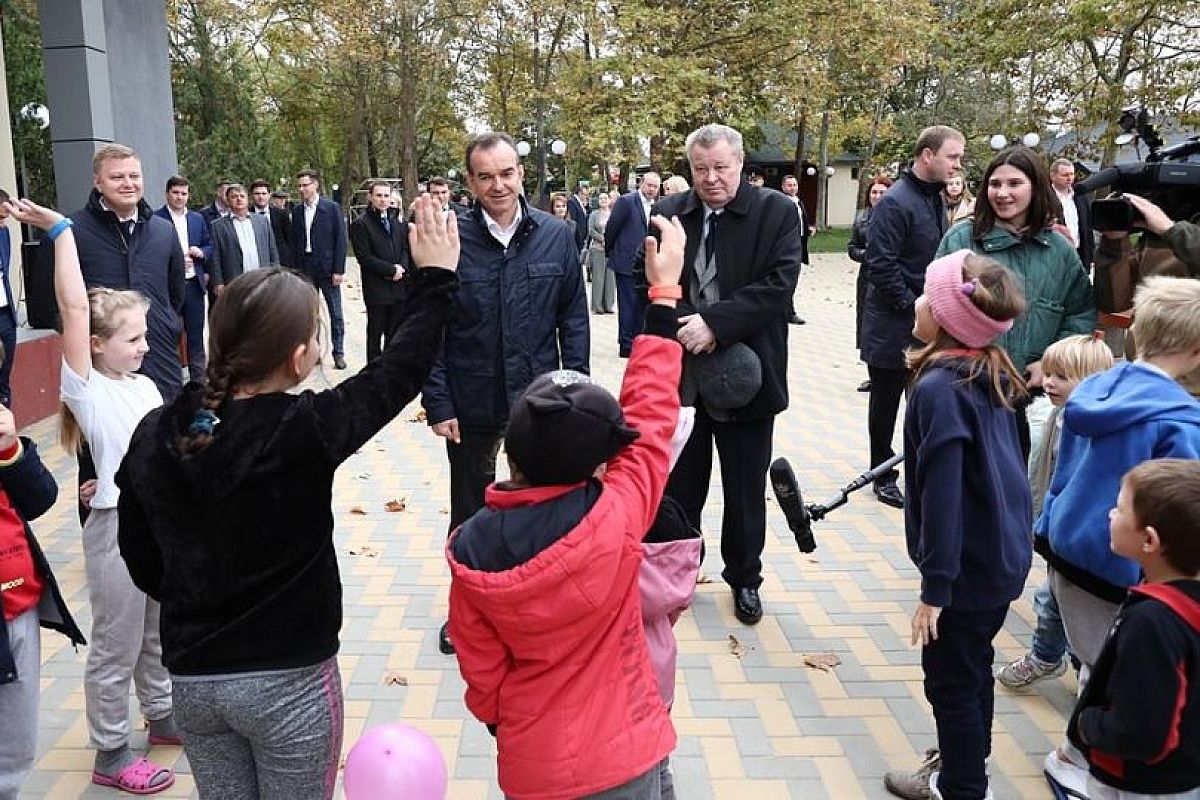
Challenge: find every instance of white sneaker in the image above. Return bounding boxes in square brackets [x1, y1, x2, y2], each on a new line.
[927, 770, 993, 800]
[1043, 750, 1091, 799]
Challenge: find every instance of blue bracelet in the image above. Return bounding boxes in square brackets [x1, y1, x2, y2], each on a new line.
[46, 218, 73, 241]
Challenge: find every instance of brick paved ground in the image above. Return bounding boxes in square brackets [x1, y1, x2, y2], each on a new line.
[21, 253, 1072, 798]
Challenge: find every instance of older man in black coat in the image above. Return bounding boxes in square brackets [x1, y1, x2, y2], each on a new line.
[647, 123, 801, 626]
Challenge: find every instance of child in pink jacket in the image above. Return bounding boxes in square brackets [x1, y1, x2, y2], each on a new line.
[639, 410, 703, 799]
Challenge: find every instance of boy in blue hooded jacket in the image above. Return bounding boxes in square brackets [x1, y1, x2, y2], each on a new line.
[1036, 276, 1200, 791]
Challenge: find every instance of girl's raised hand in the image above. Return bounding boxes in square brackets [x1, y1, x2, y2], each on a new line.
[644, 215, 686, 289]
[6, 198, 65, 231]
[408, 195, 460, 271]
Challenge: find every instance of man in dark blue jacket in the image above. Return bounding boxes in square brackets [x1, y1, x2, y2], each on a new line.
[291, 170, 348, 368]
[861, 125, 964, 510]
[154, 175, 213, 383]
[70, 144, 186, 402]
[422, 132, 589, 653]
[606, 173, 661, 357]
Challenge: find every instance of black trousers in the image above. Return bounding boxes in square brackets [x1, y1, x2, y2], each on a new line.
[867, 365, 907, 484]
[445, 430, 504, 534]
[923, 604, 1009, 800]
[665, 406, 774, 590]
[365, 303, 405, 363]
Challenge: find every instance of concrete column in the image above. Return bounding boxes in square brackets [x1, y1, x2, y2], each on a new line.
[39, 0, 177, 214]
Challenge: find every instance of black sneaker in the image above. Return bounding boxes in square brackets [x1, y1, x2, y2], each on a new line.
[438, 621, 455, 654]
[874, 482, 904, 509]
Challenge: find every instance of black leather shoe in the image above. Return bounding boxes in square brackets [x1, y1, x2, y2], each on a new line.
[857, 379, 871, 393]
[787, 314, 806, 325]
[874, 483, 905, 509]
[733, 587, 763, 625]
[333, 355, 347, 370]
[438, 621, 455, 654]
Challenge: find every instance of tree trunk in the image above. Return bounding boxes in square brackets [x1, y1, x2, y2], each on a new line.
[859, 92, 885, 207]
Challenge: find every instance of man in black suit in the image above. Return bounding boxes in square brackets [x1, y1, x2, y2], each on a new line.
[567, 183, 590, 255]
[349, 181, 409, 361]
[649, 123, 801, 626]
[1050, 158, 1094, 269]
[291, 169, 349, 369]
[198, 181, 230, 230]
[250, 179, 294, 268]
[780, 173, 810, 324]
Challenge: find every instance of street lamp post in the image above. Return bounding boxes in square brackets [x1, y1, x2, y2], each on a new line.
[990, 132, 1041, 151]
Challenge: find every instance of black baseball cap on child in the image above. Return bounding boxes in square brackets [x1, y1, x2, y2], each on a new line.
[505, 370, 640, 486]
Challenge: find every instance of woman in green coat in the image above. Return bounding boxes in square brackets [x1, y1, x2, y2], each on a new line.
[935, 146, 1096, 455]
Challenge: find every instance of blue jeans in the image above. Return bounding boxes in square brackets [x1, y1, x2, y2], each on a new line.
[1031, 578, 1069, 665]
[315, 279, 345, 357]
[0, 310, 16, 408]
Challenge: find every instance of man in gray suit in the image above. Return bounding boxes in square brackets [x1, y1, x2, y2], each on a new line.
[208, 183, 280, 297]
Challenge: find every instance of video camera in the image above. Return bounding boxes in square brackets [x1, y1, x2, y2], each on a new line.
[1078, 111, 1200, 232]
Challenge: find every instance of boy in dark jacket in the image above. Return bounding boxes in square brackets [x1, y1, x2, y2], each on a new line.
[1067, 458, 1200, 799]
[0, 377, 87, 799]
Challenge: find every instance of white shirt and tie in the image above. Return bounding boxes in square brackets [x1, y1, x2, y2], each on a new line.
[230, 215, 261, 272]
[1056, 188, 1080, 247]
[304, 200, 318, 253]
[168, 208, 195, 280]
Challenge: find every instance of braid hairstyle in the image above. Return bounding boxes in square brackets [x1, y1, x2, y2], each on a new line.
[907, 254, 1029, 409]
[177, 268, 321, 454]
[59, 287, 150, 452]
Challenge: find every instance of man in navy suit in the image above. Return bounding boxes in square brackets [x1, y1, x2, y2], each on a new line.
[154, 175, 213, 382]
[567, 183, 590, 255]
[0, 190, 18, 407]
[604, 172, 660, 357]
[291, 170, 348, 369]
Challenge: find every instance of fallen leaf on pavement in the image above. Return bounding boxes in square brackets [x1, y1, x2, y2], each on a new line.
[348, 545, 380, 557]
[409, 409, 427, 423]
[349, 506, 367, 516]
[802, 652, 841, 672]
[382, 671, 408, 686]
[728, 635, 750, 659]
[384, 498, 407, 512]
[696, 573, 713, 585]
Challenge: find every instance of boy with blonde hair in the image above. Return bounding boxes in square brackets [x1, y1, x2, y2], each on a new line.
[1068, 459, 1200, 799]
[1039, 276, 1200, 791]
[999, 333, 1113, 691]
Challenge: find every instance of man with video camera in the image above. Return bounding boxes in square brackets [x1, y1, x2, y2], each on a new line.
[1094, 192, 1200, 394]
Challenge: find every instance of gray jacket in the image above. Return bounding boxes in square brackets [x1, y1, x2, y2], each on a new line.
[209, 213, 280, 287]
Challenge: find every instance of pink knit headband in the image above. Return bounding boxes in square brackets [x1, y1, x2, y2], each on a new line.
[924, 250, 1013, 348]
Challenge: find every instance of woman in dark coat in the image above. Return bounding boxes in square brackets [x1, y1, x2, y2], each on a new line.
[848, 175, 893, 391]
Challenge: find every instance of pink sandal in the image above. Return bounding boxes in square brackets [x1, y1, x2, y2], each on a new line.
[92, 757, 176, 795]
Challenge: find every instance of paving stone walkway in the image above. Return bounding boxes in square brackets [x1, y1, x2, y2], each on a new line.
[21, 252, 1072, 798]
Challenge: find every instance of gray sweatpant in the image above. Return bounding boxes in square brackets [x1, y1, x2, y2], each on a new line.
[172, 658, 344, 800]
[507, 760, 668, 800]
[82, 507, 172, 750]
[0, 609, 40, 800]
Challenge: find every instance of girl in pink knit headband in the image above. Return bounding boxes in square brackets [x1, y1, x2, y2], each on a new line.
[897, 248, 1032, 800]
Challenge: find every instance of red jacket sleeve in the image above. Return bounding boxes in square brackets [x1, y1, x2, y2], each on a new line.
[603, 333, 684, 537]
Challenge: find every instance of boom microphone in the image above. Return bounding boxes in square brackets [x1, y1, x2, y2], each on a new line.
[770, 458, 816, 553]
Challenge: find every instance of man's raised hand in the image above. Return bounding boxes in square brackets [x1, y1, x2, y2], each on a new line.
[408, 194, 460, 270]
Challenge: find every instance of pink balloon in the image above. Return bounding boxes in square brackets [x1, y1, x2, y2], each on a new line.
[343, 723, 448, 800]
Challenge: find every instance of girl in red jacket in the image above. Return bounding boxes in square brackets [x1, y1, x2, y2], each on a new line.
[447, 216, 687, 799]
